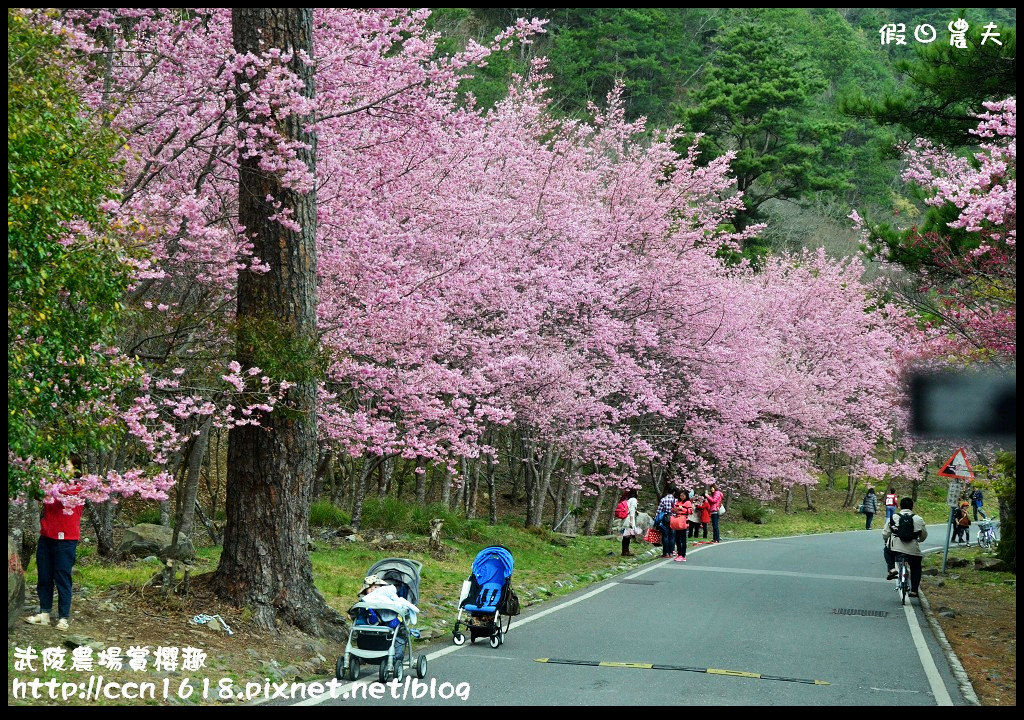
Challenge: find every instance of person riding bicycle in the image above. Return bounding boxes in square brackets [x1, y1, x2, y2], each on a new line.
[882, 497, 928, 598]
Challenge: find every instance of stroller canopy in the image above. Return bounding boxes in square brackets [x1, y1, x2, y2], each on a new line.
[471, 546, 514, 584]
[367, 558, 423, 607]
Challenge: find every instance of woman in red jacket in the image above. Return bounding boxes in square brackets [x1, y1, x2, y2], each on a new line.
[25, 467, 83, 631]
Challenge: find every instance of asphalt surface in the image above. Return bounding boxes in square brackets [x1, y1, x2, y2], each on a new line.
[295, 524, 969, 706]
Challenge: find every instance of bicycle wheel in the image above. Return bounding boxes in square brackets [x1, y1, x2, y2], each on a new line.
[899, 562, 908, 606]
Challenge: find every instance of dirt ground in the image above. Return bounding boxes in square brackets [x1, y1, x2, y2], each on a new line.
[10, 578, 347, 706]
[920, 551, 1016, 706]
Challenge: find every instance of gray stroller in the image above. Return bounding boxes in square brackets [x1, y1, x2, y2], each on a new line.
[336, 558, 429, 683]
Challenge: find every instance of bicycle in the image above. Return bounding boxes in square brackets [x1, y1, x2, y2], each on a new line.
[894, 553, 910, 606]
[977, 519, 999, 550]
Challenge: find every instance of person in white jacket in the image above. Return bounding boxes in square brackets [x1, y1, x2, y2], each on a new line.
[882, 497, 928, 597]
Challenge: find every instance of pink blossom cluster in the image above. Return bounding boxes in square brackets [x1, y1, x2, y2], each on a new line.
[30, 9, 920, 501]
[900, 98, 1016, 359]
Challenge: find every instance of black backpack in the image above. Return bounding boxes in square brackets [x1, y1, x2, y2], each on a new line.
[892, 513, 917, 542]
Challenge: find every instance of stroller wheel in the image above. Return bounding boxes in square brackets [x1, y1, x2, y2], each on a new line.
[394, 660, 404, 684]
[416, 655, 428, 679]
[489, 634, 500, 649]
[335, 656, 345, 681]
[378, 660, 389, 684]
[499, 630, 505, 646]
[347, 657, 360, 681]
[452, 632, 466, 646]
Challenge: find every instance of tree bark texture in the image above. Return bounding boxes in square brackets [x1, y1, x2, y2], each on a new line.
[170, 417, 212, 560]
[213, 8, 345, 640]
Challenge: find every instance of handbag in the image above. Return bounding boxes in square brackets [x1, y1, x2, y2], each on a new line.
[499, 586, 521, 616]
[857, 504, 864, 514]
[670, 514, 688, 531]
[644, 527, 662, 544]
[717, 505, 725, 518]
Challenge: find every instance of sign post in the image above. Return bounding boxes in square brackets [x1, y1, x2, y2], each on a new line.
[941, 479, 964, 573]
[938, 449, 975, 574]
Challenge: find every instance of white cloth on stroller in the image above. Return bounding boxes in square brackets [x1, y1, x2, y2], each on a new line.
[360, 585, 421, 625]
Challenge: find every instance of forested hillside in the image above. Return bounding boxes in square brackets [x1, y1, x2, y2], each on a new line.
[431, 8, 1016, 257]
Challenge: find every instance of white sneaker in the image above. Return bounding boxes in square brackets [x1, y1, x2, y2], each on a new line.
[56, 618, 70, 631]
[25, 612, 50, 626]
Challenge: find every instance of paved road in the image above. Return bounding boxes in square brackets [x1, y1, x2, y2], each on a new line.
[297, 524, 969, 706]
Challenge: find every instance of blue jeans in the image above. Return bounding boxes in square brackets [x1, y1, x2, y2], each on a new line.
[711, 511, 721, 542]
[36, 536, 77, 619]
[661, 526, 675, 556]
[865, 512, 874, 530]
[885, 507, 896, 523]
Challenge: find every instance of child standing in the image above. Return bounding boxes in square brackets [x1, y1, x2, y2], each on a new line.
[687, 495, 702, 538]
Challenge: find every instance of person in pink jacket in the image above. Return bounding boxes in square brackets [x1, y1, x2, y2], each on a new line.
[707, 484, 724, 543]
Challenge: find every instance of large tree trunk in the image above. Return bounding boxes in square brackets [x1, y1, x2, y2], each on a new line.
[415, 457, 427, 505]
[556, 461, 581, 534]
[526, 448, 559, 528]
[440, 466, 453, 509]
[86, 501, 118, 559]
[585, 485, 608, 536]
[212, 8, 344, 640]
[485, 454, 498, 525]
[378, 456, 394, 500]
[351, 457, 382, 531]
[170, 417, 212, 560]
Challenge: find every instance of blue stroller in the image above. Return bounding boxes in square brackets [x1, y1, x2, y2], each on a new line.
[452, 546, 515, 648]
[336, 558, 429, 683]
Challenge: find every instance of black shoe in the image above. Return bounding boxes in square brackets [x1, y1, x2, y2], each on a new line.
[908, 591, 919, 598]
[886, 570, 897, 580]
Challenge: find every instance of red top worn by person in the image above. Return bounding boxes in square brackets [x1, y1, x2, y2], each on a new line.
[40, 486, 84, 540]
[698, 497, 712, 524]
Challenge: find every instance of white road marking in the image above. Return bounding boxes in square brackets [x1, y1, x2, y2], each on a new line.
[670, 565, 889, 583]
[903, 602, 953, 705]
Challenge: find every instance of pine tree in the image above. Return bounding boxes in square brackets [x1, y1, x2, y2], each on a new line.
[677, 17, 851, 258]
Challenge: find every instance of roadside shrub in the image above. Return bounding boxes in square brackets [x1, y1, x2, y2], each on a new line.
[134, 506, 162, 525]
[410, 503, 487, 542]
[309, 500, 350, 528]
[736, 499, 770, 525]
[361, 496, 412, 531]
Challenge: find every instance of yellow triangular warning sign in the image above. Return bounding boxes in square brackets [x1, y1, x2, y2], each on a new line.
[938, 448, 975, 480]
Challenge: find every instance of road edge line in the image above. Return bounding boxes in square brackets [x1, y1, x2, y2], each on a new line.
[918, 588, 981, 706]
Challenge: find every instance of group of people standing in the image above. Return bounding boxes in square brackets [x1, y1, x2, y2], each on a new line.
[614, 484, 725, 559]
